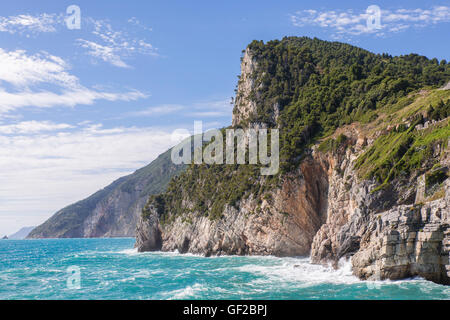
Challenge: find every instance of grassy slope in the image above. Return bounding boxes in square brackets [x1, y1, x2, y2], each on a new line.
[354, 89, 450, 188]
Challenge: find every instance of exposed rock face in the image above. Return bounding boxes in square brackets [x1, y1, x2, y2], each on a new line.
[136, 158, 328, 256]
[352, 189, 450, 284]
[440, 81, 450, 90]
[310, 132, 450, 285]
[232, 48, 258, 126]
[81, 182, 150, 237]
[135, 209, 162, 252]
[310, 136, 371, 266]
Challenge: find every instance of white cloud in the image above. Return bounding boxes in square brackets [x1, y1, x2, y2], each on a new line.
[127, 17, 153, 32]
[0, 123, 177, 236]
[0, 12, 158, 68]
[0, 88, 146, 114]
[0, 48, 147, 115]
[128, 104, 185, 116]
[0, 120, 73, 134]
[78, 39, 130, 68]
[0, 48, 77, 88]
[190, 99, 233, 117]
[290, 5, 450, 38]
[77, 19, 158, 68]
[0, 13, 61, 34]
[125, 99, 233, 119]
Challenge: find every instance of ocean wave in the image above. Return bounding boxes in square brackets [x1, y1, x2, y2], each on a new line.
[166, 283, 207, 300]
[117, 248, 138, 255]
[235, 257, 360, 286]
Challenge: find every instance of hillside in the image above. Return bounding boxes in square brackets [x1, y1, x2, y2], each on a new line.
[136, 37, 450, 285]
[28, 148, 185, 238]
[9, 227, 35, 240]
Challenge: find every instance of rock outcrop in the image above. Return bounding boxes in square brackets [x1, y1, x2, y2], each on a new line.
[310, 132, 450, 285]
[232, 48, 258, 126]
[352, 190, 449, 284]
[135, 211, 162, 252]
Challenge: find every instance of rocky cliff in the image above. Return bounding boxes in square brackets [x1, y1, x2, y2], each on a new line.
[310, 120, 450, 285]
[136, 159, 329, 256]
[136, 37, 450, 284]
[28, 148, 185, 238]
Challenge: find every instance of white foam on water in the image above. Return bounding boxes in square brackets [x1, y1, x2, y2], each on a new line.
[236, 257, 360, 287]
[166, 283, 207, 300]
[117, 248, 138, 255]
[118, 276, 136, 283]
[149, 250, 206, 258]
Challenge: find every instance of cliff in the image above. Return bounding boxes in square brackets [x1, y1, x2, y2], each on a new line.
[136, 159, 329, 256]
[310, 113, 450, 284]
[136, 37, 450, 284]
[28, 148, 185, 238]
[9, 226, 35, 240]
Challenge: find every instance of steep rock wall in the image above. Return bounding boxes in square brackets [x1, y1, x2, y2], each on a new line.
[136, 156, 328, 256]
[310, 128, 450, 285]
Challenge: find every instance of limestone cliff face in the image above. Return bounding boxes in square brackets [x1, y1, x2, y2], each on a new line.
[232, 48, 279, 126]
[310, 126, 450, 285]
[232, 48, 258, 126]
[135, 211, 162, 252]
[352, 191, 449, 284]
[136, 158, 328, 256]
[81, 181, 150, 238]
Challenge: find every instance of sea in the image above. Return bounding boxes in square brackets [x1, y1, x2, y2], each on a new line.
[0, 238, 448, 300]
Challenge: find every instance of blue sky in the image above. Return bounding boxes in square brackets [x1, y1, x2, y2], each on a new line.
[0, 0, 449, 235]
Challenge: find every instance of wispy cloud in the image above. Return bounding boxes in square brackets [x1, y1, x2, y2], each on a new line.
[0, 12, 158, 68]
[77, 19, 158, 68]
[189, 100, 233, 117]
[0, 89, 146, 114]
[125, 99, 233, 119]
[0, 120, 74, 134]
[290, 5, 450, 38]
[0, 48, 78, 88]
[127, 17, 153, 32]
[0, 48, 147, 115]
[128, 104, 185, 117]
[0, 13, 61, 34]
[77, 39, 130, 68]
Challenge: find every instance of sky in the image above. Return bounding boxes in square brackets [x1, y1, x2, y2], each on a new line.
[0, 0, 449, 236]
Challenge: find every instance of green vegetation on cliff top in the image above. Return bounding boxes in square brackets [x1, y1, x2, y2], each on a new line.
[244, 37, 449, 171]
[354, 91, 449, 188]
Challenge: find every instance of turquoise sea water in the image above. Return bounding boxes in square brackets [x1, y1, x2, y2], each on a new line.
[0, 238, 449, 300]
